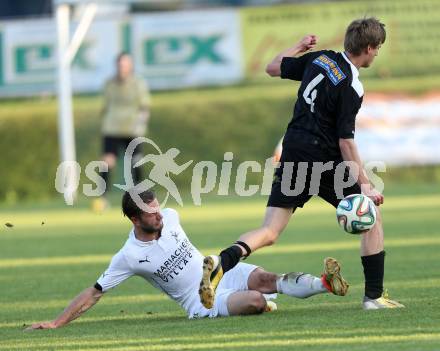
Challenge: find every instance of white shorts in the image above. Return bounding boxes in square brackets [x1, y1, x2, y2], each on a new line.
[189, 261, 277, 318]
[210, 262, 259, 317]
[188, 262, 260, 318]
[188, 262, 278, 319]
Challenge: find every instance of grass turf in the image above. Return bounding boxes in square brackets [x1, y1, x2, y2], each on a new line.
[1, 184, 439, 351]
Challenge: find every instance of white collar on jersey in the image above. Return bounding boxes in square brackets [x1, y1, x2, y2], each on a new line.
[129, 229, 156, 246]
[341, 51, 364, 98]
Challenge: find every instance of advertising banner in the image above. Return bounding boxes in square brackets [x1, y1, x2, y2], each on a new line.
[240, 0, 440, 80]
[131, 9, 242, 89]
[0, 9, 243, 96]
[0, 18, 122, 97]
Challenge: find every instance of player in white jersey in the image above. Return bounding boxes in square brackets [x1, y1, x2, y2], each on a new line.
[27, 190, 348, 330]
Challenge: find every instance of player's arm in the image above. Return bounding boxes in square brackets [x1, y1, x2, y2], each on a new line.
[25, 286, 103, 330]
[337, 85, 384, 206]
[266, 35, 318, 77]
[26, 251, 133, 331]
[339, 138, 384, 206]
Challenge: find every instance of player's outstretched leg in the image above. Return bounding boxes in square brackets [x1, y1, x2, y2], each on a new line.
[276, 272, 327, 298]
[199, 207, 293, 309]
[276, 257, 349, 297]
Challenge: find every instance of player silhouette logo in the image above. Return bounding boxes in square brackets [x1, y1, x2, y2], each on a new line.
[115, 137, 193, 213]
[134, 148, 192, 206]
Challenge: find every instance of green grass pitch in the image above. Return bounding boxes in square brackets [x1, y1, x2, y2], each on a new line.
[1, 185, 439, 351]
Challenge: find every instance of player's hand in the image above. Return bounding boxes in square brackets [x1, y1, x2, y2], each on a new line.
[296, 35, 318, 53]
[362, 185, 384, 206]
[24, 321, 58, 331]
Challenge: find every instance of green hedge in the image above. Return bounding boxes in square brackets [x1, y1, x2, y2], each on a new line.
[0, 84, 293, 202]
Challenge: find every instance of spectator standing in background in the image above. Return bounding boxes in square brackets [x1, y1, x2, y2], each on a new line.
[93, 52, 151, 211]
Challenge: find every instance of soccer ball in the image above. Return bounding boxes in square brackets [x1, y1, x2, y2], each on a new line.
[336, 194, 377, 234]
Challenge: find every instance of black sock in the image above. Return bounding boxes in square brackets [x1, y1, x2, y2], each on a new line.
[219, 245, 243, 273]
[361, 251, 385, 299]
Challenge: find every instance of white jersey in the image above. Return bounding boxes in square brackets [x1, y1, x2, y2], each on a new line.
[96, 208, 209, 317]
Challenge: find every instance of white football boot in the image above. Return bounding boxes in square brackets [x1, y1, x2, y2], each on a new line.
[363, 290, 405, 310]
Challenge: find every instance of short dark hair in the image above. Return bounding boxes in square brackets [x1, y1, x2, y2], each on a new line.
[116, 51, 131, 63]
[344, 17, 386, 56]
[122, 190, 156, 218]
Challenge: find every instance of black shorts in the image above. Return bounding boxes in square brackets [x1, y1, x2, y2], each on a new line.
[267, 141, 361, 209]
[103, 136, 142, 156]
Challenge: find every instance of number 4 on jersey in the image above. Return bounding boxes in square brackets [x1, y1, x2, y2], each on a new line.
[303, 73, 324, 112]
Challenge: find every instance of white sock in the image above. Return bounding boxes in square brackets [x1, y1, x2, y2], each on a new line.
[276, 272, 327, 298]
